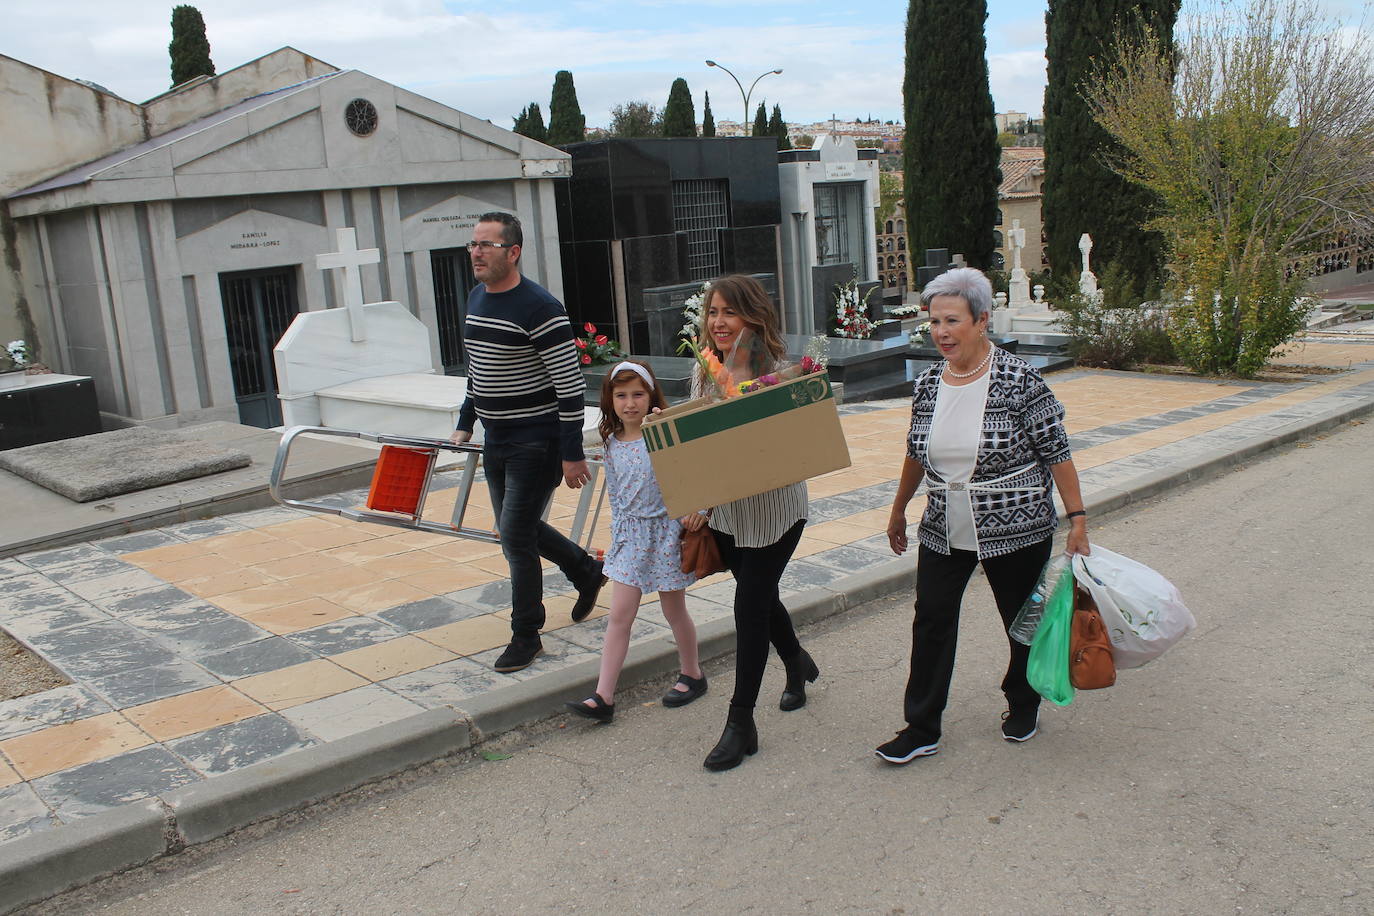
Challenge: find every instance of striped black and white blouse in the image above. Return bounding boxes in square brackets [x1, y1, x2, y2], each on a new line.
[692, 367, 808, 548]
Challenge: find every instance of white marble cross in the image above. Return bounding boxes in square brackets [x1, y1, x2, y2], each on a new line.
[1007, 218, 1031, 308]
[1009, 219, 1026, 273]
[1078, 232, 1099, 299]
[317, 228, 380, 342]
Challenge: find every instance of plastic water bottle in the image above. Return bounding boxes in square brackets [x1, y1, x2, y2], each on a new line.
[1009, 554, 1071, 645]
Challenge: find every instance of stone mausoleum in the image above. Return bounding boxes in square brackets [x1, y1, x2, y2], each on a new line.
[2, 48, 568, 429]
[554, 138, 783, 356]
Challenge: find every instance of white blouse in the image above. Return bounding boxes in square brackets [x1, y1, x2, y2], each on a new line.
[927, 373, 992, 551]
[692, 366, 809, 548]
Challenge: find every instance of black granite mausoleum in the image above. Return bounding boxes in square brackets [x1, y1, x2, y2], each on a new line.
[554, 138, 783, 355]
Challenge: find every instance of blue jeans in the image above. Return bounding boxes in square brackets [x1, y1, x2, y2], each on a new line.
[483, 439, 598, 640]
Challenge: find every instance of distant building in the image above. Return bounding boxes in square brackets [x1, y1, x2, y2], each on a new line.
[994, 148, 1047, 273]
[875, 199, 910, 294]
[995, 111, 1029, 133]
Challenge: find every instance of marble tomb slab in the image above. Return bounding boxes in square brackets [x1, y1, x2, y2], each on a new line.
[0, 428, 251, 503]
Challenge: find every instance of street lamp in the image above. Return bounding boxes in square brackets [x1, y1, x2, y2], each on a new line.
[705, 61, 783, 136]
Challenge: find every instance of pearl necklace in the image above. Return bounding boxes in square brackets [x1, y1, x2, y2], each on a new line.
[944, 342, 994, 379]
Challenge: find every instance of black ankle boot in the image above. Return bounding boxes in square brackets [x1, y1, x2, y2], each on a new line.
[779, 647, 819, 711]
[703, 705, 758, 771]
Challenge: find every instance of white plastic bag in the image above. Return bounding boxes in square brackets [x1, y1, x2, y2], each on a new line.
[1070, 546, 1195, 669]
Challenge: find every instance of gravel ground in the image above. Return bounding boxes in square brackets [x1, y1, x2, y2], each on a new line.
[0, 629, 68, 700]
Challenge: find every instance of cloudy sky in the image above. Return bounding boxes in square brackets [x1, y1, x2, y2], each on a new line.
[6, 0, 1051, 128]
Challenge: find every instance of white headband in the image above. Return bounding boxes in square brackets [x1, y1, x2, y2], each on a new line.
[610, 361, 655, 390]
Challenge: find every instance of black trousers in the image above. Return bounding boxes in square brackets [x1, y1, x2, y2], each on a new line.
[902, 536, 1052, 739]
[712, 519, 806, 709]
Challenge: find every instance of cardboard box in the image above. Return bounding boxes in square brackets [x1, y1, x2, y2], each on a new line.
[641, 371, 851, 517]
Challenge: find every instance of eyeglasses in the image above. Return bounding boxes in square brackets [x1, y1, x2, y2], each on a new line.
[466, 240, 517, 252]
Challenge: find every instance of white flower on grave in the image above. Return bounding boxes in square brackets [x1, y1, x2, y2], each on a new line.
[680, 282, 712, 341]
[889, 302, 922, 318]
[4, 339, 28, 369]
[832, 278, 876, 340]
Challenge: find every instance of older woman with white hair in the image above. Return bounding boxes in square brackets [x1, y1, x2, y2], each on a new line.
[876, 267, 1091, 764]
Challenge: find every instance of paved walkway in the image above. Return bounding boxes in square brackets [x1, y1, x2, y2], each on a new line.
[3, 335, 1373, 909]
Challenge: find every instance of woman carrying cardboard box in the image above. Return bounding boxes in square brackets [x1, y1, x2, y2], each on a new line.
[692, 275, 818, 772]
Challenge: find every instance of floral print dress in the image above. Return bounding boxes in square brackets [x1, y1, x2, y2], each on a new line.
[602, 434, 695, 593]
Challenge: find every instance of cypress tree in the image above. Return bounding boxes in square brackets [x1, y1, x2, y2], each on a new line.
[661, 78, 697, 137]
[168, 5, 215, 88]
[514, 103, 547, 142]
[1043, 0, 1179, 295]
[702, 91, 716, 137]
[903, 0, 1001, 268]
[547, 70, 587, 146]
[752, 102, 769, 138]
[768, 104, 790, 150]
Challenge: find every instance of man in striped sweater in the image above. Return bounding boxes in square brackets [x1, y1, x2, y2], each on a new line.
[450, 212, 606, 672]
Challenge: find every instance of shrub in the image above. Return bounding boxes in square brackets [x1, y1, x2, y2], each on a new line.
[1059, 263, 1175, 368]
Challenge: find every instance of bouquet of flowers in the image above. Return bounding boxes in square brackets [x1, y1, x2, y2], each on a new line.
[3, 340, 29, 372]
[679, 331, 830, 401]
[832, 278, 876, 339]
[888, 302, 923, 318]
[573, 323, 622, 366]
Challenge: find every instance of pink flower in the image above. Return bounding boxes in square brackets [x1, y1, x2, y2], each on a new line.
[574, 338, 586, 349]
[800, 356, 816, 373]
[758, 374, 778, 387]
[595, 334, 608, 345]
[581, 354, 592, 364]
[584, 322, 596, 334]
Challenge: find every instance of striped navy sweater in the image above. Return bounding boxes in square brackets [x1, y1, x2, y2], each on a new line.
[455, 278, 586, 461]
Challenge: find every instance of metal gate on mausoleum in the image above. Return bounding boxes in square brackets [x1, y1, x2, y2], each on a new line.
[430, 247, 477, 375]
[219, 267, 300, 428]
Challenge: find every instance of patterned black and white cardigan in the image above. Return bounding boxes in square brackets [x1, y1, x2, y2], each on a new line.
[906, 348, 1073, 559]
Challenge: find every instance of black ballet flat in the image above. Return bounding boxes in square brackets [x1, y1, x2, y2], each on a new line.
[661, 673, 708, 708]
[565, 693, 614, 723]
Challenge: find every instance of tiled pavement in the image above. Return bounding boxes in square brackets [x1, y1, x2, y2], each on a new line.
[3, 340, 1373, 861]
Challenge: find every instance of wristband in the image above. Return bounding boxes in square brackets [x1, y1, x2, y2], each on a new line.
[1066, 510, 1086, 520]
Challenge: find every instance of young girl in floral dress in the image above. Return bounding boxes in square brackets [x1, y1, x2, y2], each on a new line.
[565, 361, 708, 723]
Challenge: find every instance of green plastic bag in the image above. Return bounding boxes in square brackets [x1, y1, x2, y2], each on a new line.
[1026, 560, 1076, 706]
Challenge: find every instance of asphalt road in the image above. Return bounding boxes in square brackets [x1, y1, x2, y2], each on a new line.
[32, 419, 1374, 915]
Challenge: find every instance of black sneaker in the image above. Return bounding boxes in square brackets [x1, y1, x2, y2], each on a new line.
[570, 562, 607, 623]
[494, 636, 543, 673]
[874, 729, 940, 764]
[1001, 707, 1039, 742]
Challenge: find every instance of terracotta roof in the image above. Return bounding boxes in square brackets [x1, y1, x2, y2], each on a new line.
[999, 149, 1044, 199]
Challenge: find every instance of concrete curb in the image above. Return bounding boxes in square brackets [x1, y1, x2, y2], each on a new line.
[0, 800, 167, 914]
[6, 395, 1372, 911]
[0, 710, 472, 914]
[163, 707, 473, 846]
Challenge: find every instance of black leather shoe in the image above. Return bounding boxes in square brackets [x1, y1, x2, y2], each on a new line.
[703, 705, 758, 771]
[571, 561, 607, 622]
[779, 647, 819, 711]
[494, 636, 543, 673]
[565, 693, 614, 723]
[661, 673, 708, 708]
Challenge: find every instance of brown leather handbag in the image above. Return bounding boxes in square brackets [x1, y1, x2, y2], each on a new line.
[680, 525, 726, 578]
[1070, 585, 1116, 689]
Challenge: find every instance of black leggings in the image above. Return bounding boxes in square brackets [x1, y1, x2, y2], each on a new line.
[712, 519, 807, 709]
[902, 537, 1052, 739]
